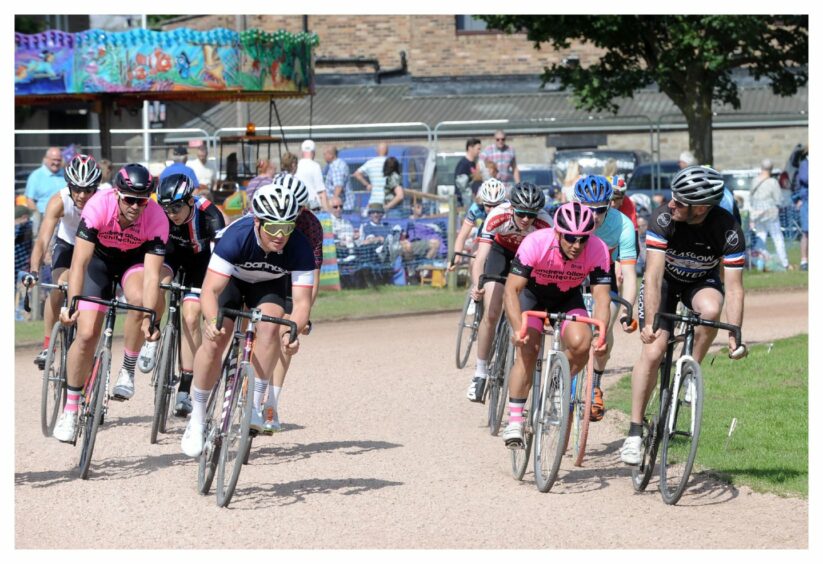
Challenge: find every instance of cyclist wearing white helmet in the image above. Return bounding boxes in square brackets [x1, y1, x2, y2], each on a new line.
[620, 165, 748, 465]
[24, 154, 106, 370]
[449, 178, 507, 271]
[181, 179, 316, 457]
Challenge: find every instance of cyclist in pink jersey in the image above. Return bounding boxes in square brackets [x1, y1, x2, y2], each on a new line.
[466, 182, 552, 402]
[53, 164, 169, 443]
[500, 202, 612, 447]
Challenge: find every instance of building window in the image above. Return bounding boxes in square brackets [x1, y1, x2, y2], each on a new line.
[456, 15, 490, 33]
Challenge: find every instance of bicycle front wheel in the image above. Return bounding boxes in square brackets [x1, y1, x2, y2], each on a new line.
[570, 356, 594, 467]
[534, 355, 571, 493]
[198, 347, 235, 495]
[150, 326, 176, 444]
[455, 295, 482, 369]
[510, 385, 533, 481]
[216, 363, 254, 507]
[78, 349, 109, 480]
[487, 321, 511, 435]
[632, 384, 663, 492]
[659, 359, 704, 505]
[41, 322, 68, 437]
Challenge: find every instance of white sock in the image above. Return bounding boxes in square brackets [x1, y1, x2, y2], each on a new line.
[190, 385, 210, 426]
[253, 377, 269, 410]
[265, 385, 282, 412]
[475, 359, 488, 379]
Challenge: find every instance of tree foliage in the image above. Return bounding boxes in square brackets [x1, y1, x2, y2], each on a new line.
[479, 15, 808, 164]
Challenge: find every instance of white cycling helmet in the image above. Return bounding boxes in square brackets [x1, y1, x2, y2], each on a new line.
[274, 171, 309, 208]
[251, 181, 300, 222]
[478, 178, 506, 206]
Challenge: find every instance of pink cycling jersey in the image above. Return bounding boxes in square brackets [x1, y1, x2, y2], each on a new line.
[76, 189, 169, 258]
[514, 227, 611, 292]
[479, 201, 552, 253]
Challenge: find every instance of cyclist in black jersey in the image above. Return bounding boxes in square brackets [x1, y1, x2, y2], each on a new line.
[620, 165, 748, 465]
[136, 173, 225, 417]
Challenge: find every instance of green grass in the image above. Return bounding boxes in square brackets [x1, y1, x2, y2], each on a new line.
[16, 286, 467, 346]
[742, 240, 807, 291]
[609, 334, 808, 497]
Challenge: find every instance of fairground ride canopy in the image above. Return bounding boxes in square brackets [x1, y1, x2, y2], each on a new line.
[15, 27, 318, 105]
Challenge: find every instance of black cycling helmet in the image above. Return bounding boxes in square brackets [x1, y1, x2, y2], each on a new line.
[64, 154, 102, 189]
[114, 163, 155, 196]
[157, 173, 196, 206]
[670, 165, 725, 206]
[509, 181, 546, 212]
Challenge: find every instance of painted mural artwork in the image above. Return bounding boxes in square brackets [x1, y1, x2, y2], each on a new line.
[15, 28, 318, 97]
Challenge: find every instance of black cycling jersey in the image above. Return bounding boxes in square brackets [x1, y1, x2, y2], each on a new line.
[645, 204, 745, 284]
[166, 195, 225, 257]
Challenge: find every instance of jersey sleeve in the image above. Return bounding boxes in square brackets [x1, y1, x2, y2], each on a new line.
[588, 237, 613, 286]
[479, 207, 506, 243]
[722, 220, 747, 270]
[208, 227, 239, 278]
[617, 213, 637, 263]
[141, 203, 169, 256]
[510, 230, 541, 278]
[288, 233, 318, 288]
[645, 206, 672, 254]
[75, 191, 109, 244]
[199, 197, 226, 239]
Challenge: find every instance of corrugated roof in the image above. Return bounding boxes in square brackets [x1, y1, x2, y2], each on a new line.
[174, 81, 808, 140]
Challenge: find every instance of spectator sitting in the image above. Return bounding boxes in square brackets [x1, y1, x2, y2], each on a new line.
[358, 203, 392, 244]
[330, 195, 356, 261]
[383, 156, 405, 213]
[399, 202, 444, 267]
[25, 146, 65, 231]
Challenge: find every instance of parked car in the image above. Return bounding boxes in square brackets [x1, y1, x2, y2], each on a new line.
[518, 163, 559, 202]
[553, 149, 651, 182]
[625, 160, 680, 202]
[433, 152, 466, 196]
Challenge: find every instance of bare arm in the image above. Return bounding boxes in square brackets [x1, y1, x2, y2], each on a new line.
[65, 238, 94, 316]
[449, 221, 475, 271]
[141, 253, 165, 340]
[640, 250, 666, 343]
[723, 267, 745, 349]
[591, 283, 612, 352]
[503, 272, 528, 342]
[471, 242, 492, 295]
[385, 186, 404, 210]
[310, 268, 320, 305]
[618, 262, 638, 328]
[511, 157, 520, 184]
[353, 169, 371, 191]
[30, 192, 64, 275]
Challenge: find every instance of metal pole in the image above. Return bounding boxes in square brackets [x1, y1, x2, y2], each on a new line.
[141, 15, 150, 164]
[447, 193, 457, 290]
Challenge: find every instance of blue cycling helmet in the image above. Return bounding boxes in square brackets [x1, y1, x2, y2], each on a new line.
[574, 175, 613, 204]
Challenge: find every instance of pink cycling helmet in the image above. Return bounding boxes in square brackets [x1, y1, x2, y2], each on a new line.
[553, 202, 596, 236]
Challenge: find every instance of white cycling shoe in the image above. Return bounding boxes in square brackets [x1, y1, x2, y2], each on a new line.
[111, 369, 135, 400]
[53, 411, 78, 443]
[620, 435, 642, 465]
[502, 421, 525, 448]
[181, 420, 206, 458]
[137, 340, 159, 373]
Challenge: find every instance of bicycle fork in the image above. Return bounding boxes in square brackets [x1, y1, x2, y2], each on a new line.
[667, 355, 696, 437]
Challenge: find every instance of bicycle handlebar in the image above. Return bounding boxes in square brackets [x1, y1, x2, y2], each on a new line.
[215, 307, 298, 344]
[69, 295, 156, 329]
[653, 312, 746, 359]
[451, 251, 476, 266]
[609, 292, 638, 332]
[519, 310, 606, 349]
[23, 280, 68, 313]
[159, 282, 202, 295]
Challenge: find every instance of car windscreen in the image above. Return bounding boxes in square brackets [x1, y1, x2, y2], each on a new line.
[519, 169, 553, 186]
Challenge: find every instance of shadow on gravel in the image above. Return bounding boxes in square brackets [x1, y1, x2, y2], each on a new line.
[102, 414, 153, 429]
[232, 477, 405, 508]
[15, 452, 193, 486]
[250, 440, 402, 466]
[15, 469, 75, 488]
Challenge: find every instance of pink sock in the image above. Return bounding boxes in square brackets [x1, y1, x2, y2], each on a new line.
[64, 387, 82, 414]
[509, 401, 525, 424]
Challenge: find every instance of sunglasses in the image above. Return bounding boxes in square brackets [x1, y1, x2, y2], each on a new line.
[331, 205, 343, 209]
[119, 194, 150, 207]
[162, 201, 189, 214]
[495, 137, 506, 141]
[514, 210, 538, 219]
[261, 221, 296, 237]
[671, 199, 690, 209]
[69, 185, 97, 194]
[588, 205, 610, 215]
[563, 234, 590, 245]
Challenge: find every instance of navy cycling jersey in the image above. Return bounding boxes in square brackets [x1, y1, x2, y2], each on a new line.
[208, 214, 315, 287]
[166, 195, 225, 256]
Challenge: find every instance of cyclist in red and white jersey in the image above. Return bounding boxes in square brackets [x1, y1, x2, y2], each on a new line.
[25, 155, 105, 369]
[466, 182, 552, 402]
[501, 202, 612, 446]
[53, 164, 169, 442]
[449, 178, 507, 271]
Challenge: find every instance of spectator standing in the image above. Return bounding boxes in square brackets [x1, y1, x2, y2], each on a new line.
[560, 160, 581, 203]
[25, 147, 65, 230]
[323, 146, 353, 211]
[748, 159, 789, 271]
[353, 142, 389, 207]
[481, 130, 520, 186]
[678, 150, 697, 169]
[295, 139, 328, 211]
[245, 158, 277, 204]
[454, 138, 483, 206]
[793, 150, 809, 270]
[187, 144, 216, 189]
[383, 156, 405, 213]
[160, 146, 198, 186]
[15, 206, 34, 321]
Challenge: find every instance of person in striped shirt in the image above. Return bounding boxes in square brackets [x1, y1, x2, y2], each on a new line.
[620, 166, 748, 465]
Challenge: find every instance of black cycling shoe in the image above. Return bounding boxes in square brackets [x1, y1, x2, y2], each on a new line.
[466, 377, 487, 403]
[34, 349, 47, 370]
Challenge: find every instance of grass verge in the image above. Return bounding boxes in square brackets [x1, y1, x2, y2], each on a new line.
[609, 334, 808, 497]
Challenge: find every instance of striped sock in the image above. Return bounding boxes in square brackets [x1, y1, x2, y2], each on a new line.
[593, 370, 604, 388]
[254, 377, 269, 411]
[190, 385, 210, 426]
[508, 397, 527, 424]
[64, 385, 83, 414]
[122, 349, 139, 378]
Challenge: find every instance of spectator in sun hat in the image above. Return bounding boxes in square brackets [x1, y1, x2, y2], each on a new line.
[295, 138, 327, 211]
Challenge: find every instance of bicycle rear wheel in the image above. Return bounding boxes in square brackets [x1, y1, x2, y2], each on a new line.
[78, 349, 109, 480]
[150, 326, 176, 444]
[215, 363, 254, 507]
[487, 322, 511, 435]
[198, 347, 235, 495]
[455, 295, 482, 369]
[571, 356, 594, 467]
[41, 322, 68, 437]
[510, 386, 533, 481]
[632, 388, 664, 492]
[534, 355, 571, 493]
[659, 359, 703, 505]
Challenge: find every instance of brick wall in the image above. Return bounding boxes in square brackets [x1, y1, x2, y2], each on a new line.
[164, 15, 603, 77]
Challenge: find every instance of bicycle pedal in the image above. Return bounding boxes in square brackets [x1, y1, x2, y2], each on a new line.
[109, 394, 127, 402]
[505, 438, 525, 450]
[249, 429, 259, 438]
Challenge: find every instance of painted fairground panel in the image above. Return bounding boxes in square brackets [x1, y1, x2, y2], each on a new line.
[15, 27, 317, 98]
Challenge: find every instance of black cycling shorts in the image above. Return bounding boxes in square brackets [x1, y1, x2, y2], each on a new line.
[77, 252, 145, 312]
[51, 237, 74, 271]
[482, 242, 515, 285]
[165, 251, 211, 298]
[217, 276, 289, 320]
[638, 272, 725, 333]
[518, 285, 588, 335]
